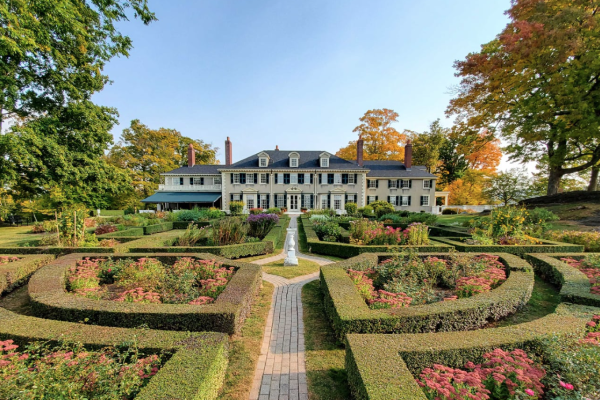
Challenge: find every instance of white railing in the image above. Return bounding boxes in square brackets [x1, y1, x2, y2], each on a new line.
[436, 205, 499, 214]
[158, 184, 222, 191]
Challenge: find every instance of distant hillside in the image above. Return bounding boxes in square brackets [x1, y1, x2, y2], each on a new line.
[520, 191, 600, 206]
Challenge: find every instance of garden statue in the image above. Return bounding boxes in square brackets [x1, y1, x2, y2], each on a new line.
[284, 228, 299, 266]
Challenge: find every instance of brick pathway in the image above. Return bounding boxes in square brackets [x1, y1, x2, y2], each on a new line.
[249, 215, 332, 400]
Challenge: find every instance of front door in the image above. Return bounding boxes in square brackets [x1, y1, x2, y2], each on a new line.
[289, 194, 299, 211]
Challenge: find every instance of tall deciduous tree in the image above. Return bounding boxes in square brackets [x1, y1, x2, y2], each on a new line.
[176, 137, 219, 167]
[410, 120, 448, 173]
[0, 0, 156, 130]
[448, 0, 600, 195]
[336, 109, 407, 161]
[483, 168, 529, 205]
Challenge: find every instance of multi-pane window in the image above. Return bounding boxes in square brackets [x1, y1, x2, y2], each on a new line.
[260, 158, 268, 167]
[233, 194, 241, 201]
[401, 180, 410, 188]
[327, 174, 334, 184]
[247, 196, 255, 209]
[233, 174, 240, 184]
[348, 174, 355, 184]
[334, 195, 342, 211]
[423, 180, 431, 189]
[304, 173, 311, 184]
[321, 158, 329, 167]
[401, 196, 409, 206]
[261, 173, 268, 184]
[368, 196, 376, 204]
[347, 194, 356, 203]
[389, 196, 398, 206]
[368, 180, 377, 188]
[334, 173, 342, 184]
[389, 180, 398, 188]
[321, 195, 328, 209]
[284, 174, 291, 184]
[290, 158, 298, 167]
[277, 173, 284, 184]
[304, 194, 312, 208]
[290, 173, 298, 184]
[421, 196, 430, 206]
[246, 174, 255, 184]
[260, 197, 268, 209]
[276, 195, 285, 208]
[193, 178, 203, 185]
[214, 177, 222, 185]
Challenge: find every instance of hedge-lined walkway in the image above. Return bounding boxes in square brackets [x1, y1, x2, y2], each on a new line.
[250, 215, 332, 400]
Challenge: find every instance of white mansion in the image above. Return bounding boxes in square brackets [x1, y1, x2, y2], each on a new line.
[142, 137, 440, 213]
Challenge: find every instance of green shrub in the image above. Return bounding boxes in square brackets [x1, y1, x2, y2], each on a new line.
[542, 230, 600, 252]
[345, 202, 358, 215]
[358, 205, 375, 217]
[312, 220, 342, 242]
[442, 207, 461, 214]
[175, 207, 204, 221]
[143, 222, 174, 235]
[28, 253, 262, 333]
[229, 201, 244, 216]
[99, 227, 145, 237]
[99, 210, 125, 216]
[368, 200, 395, 218]
[0, 255, 54, 294]
[211, 217, 247, 245]
[434, 237, 584, 256]
[172, 224, 209, 246]
[266, 207, 281, 215]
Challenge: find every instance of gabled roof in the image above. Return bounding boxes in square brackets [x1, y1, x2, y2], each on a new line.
[162, 165, 221, 175]
[221, 150, 366, 170]
[363, 160, 437, 178]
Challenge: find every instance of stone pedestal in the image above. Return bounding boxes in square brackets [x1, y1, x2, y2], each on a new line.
[284, 228, 299, 266]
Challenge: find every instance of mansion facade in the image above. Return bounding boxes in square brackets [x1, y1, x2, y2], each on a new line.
[142, 137, 439, 213]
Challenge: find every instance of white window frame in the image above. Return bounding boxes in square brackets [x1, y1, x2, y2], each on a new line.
[334, 173, 342, 184]
[421, 196, 430, 206]
[334, 195, 342, 211]
[368, 196, 376, 203]
[347, 194, 355, 203]
[233, 174, 240, 184]
[390, 196, 398, 206]
[321, 195, 328, 209]
[348, 174, 355, 184]
[321, 158, 329, 168]
[214, 177, 222, 185]
[277, 173, 284, 184]
[389, 180, 398, 188]
[260, 158, 268, 167]
[193, 178, 202, 185]
[247, 196, 255, 209]
[174, 177, 181, 186]
[246, 174, 255, 184]
[401, 196, 409, 206]
[290, 158, 298, 168]
[304, 173, 311, 185]
[276, 195, 285, 208]
[260, 173, 268, 184]
[304, 194, 312, 208]
[401, 180, 410, 188]
[423, 180, 431, 189]
[368, 180, 377, 188]
[260, 197, 268, 209]
[233, 194, 241, 201]
[290, 173, 298, 184]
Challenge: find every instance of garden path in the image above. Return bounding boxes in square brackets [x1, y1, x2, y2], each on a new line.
[249, 215, 333, 400]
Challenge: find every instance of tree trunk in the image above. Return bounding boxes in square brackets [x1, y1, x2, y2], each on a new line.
[588, 166, 599, 192]
[547, 167, 563, 196]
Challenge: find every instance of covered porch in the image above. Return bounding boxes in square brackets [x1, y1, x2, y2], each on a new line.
[141, 192, 222, 210]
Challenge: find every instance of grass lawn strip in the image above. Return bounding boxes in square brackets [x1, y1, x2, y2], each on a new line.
[0, 254, 54, 294]
[302, 280, 351, 400]
[263, 258, 320, 279]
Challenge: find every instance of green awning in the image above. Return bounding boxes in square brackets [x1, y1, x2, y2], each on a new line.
[141, 192, 222, 204]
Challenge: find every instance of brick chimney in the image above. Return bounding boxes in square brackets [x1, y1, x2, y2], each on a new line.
[187, 143, 195, 167]
[225, 137, 232, 166]
[356, 135, 364, 167]
[275, 145, 279, 151]
[404, 140, 412, 170]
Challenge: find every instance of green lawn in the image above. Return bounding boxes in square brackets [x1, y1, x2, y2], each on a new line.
[436, 214, 478, 226]
[0, 225, 45, 247]
[302, 281, 350, 400]
[262, 258, 320, 279]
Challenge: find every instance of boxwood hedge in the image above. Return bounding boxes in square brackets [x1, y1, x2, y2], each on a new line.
[433, 237, 583, 256]
[345, 303, 599, 400]
[0, 306, 228, 400]
[0, 254, 54, 294]
[28, 253, 261, 334]
[321, 252, 534, 340]
[524, 253, 600, 307]
[143, 222, 174, 235]
[99, 227, 145, 237]
[0, 246, 116, 255]
[300, 216, 453, 258]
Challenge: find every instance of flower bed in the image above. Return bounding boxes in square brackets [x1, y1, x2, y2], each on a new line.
[28, 253, 261, 334]
[0, 254, 55, 294]
[344, 303, 598, 400]
[301, 216, 453, 258]
[0, 306, 228, 400]
[524, 253, 600, 307]
[433, 237, 583, 256]
[0, 340, 162, 399]
[320, 252, 534, 339]
[346, 253, 508, 310]
[560, 255, 600, 295]
[542, 230, 600, 252]
[67, 257, 234, 305]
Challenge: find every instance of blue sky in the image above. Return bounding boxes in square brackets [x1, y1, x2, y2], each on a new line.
[93, 0, 513, 166]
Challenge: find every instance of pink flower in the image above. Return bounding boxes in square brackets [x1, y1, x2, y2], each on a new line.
[587, 321, 597, 327]
[559, 381, 574, 390]
[525, 389, 535, 396]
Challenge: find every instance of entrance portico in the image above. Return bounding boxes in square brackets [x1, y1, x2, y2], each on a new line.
[286, 187, 302, 212]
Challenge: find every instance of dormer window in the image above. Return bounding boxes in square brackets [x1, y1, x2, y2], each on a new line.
[290, 158, 298, 167]
[288, 152, 300, 168]
[258, 152, 270, 168]
[321, 158, 329, 167]
[260, 158, 268, 167]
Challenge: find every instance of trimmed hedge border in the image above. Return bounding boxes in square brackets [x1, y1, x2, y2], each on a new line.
[433, 236, 583, 256]
[28, 253, 261, 334]
[321, 252, 534, 340]
[524, 253, 600, 307]
[345, 303, 599, 400]
[301, 216, 453, 258]
[337, 222, 469, 238]
[99, 227, 145, 237]
[173, 221, 212, 229]
[0, 306, 228, 400]
[0, 246, 116, 255]
[0, 254, 55, 294]
[143, 222, 174, 235]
